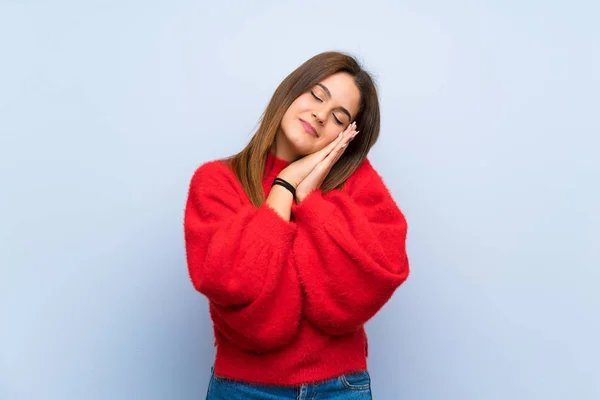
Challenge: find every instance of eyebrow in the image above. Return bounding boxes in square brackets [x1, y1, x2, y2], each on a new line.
[316, 82, 353, 122]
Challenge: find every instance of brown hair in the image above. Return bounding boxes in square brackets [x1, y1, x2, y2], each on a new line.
[224, 50, 381, 208]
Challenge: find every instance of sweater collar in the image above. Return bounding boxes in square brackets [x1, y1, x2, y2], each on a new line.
[264, 150, 291, 180]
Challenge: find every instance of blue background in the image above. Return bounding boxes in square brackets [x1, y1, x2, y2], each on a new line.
[1, 1, 598, 399]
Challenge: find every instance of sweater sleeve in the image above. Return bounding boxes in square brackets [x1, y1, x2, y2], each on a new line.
[291, 159, 410, 336]
[184, 161, 302, 352]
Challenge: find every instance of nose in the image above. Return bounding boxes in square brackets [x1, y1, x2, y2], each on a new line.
[312, 108, 327, 125]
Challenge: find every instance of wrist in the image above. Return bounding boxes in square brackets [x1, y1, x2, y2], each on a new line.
[276, 173, 298, 189]
[272, 177, 297, 201]
[295, 190, 308, 204]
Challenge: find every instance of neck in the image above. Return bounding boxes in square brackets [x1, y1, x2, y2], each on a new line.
[264, 149, 291, 180]
[271, 129, 300, 162]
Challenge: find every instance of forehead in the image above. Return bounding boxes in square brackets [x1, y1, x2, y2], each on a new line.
[317, 73, 361, 116]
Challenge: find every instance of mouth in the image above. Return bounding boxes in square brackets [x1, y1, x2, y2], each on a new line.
[299, 119, 318, 137]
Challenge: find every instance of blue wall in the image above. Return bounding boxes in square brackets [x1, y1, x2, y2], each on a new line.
[1, 1, 598, 398]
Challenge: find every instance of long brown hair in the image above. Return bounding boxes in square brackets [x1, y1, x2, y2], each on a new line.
[225, 50, 381, 208]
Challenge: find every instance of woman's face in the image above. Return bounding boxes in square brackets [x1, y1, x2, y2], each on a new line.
[276, 72, 361, 160]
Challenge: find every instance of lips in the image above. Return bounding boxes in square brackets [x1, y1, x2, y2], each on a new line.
[299, 119, 318, 137]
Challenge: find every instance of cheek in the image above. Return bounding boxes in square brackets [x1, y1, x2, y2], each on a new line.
[287, 96, 310, 113]
[323, 126, 344, 143]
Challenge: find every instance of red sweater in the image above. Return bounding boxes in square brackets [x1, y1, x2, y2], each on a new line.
[183, 150, 409, 386]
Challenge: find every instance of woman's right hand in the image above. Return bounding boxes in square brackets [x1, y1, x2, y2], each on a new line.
[277, 124, 354, 187]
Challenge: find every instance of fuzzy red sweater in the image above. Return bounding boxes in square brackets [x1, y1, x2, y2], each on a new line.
[183, 150, 410, 386]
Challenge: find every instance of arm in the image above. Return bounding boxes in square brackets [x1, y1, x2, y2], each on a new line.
[291, 160, 410, 336]
[184, 161, 302, 352]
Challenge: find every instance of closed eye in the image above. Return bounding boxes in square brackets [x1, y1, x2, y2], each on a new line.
[310, 90, 323, 102]
[311, 91, 344, 126]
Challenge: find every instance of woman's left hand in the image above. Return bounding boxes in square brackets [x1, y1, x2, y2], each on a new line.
[295, 121, 359, 204]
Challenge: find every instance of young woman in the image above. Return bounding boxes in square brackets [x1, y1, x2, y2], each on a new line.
[184, 51, 410, 399]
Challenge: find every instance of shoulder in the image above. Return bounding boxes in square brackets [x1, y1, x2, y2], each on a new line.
[344, 157, 384, 194]
[340, 157, 402, 209]
[188, 158, 240, 195]
[342, 158, 405, 219]
[190, 158, 233, 183]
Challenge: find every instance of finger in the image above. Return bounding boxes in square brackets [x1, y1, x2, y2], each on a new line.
[318, 132, 352, 174]
[321, 123, 356, 165]
[344, 122, 355, 138]
[336, 123, 355, 141]
[337, 128, 356, 153]
[325, 138, 348, 164]
[306, 124, 354, 165]
[300, 134, 342, 170]
[319, 131, 345, 157]
[341, 125, 357, 144]
[323, 123, 354, 150]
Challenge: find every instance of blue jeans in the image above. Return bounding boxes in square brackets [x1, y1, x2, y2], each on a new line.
[206, 366, 373, 399]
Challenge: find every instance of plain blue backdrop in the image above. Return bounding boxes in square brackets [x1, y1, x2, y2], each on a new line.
[1, 1, 598, 399]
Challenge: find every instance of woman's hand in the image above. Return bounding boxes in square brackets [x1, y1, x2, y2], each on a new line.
[277, 124, 352, 188]
[295, 121, 359, 203]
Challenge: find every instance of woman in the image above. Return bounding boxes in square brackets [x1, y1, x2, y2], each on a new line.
[184, 50, 410, 399]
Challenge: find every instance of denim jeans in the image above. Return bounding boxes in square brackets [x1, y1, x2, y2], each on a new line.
[206, 365, 373, 399]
